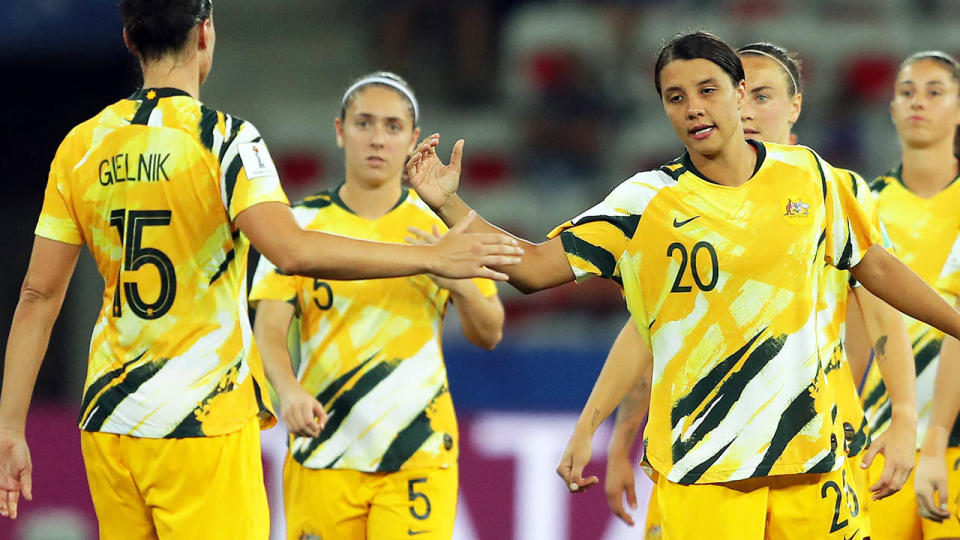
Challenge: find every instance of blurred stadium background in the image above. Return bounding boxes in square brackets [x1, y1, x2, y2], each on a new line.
[1, 0, 959, 538]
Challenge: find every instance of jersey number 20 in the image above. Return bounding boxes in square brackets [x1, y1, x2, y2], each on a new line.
[110, 209, 177, 319]
[667, 241, 719, 293]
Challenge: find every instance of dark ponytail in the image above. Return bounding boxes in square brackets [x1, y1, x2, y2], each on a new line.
[120, 0, 213, 62]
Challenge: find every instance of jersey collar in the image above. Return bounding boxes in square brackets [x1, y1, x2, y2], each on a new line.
[678, 139, 766, 186]
[127, 87, 193, 101]
[891, 157, 960, 194]
[329, 183, 409, 217]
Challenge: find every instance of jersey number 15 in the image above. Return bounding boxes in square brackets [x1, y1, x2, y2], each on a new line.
[110, 209, 177, 319]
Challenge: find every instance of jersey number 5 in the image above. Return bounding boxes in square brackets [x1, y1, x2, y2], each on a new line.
[110, 209, 177, 319]
[667, 241, 719, 293]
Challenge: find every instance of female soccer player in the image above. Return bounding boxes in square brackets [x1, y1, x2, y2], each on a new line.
[0, 2, 520, 537]
[598, 41, 918, 536]
[406, 31, 960, 539]
[249, 71, 504, 540]
[858, 50, 960, 540]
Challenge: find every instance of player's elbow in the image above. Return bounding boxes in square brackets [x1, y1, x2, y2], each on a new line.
[20, 280, 55, 305]
[269, 242, 313, 277]
[472, 328, 503, 351]
[512, 276, 554, 295]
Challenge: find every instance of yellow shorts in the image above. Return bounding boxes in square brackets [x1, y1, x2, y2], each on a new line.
[867, 448, 960, 540]
[645, 479, 663, 539]
[80, 417, 269, 540]
[653, 459, 868, 540]
[848, 452, 871, 525]
[282, 454, 458, 540]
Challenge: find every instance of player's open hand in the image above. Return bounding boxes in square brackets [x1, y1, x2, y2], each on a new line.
[428, 211, 522, 281]
[556, 429, 599, 494]
[405, 224, 462, 291]
[0, 428, 32, 520]
[604, 449, 638, 525]
[278, 385, 328, 439]
[406, 134, 462, 212]
[914, 453, 953, 522]
[861, 415, 915, 500]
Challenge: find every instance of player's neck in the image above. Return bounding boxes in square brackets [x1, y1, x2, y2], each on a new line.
[339, 178, 403, 219]
[900, 141, 958, 198]
[690, 138, 757, 187]
[139, 57, 201, 100]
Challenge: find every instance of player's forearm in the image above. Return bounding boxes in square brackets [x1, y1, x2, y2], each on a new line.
[575, 323, 651, 437]
[853, 286, 917, 421]
[449, 289, 504, 350]
[285, 230, 435, 280]
[844, 294, 871, 384]
[921, 303, 960, 457]
[0, 296, 63, 432]
[852, 245, 960, 341]
[437, 195, 574, 293]
[252, 315, 300, 397]
[608, 373, 651, 458]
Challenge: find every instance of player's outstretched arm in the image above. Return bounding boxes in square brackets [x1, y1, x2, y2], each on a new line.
[236, 202, 522, 282]
[253, 300, 327, 438]
[406, 134, 577, 294]
[557, 321, 652, 495]
[850, 246, 960, 342]
[604, 319, 652, 526]
[406, 225, 504, 350]
[853, 286, 917, 500]
[915, 299, 960, 523]
[0, 237, 81, 519]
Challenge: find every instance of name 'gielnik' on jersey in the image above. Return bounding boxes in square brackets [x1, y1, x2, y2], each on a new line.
[548, 141, 881, 484]
[35, 88, 288, 438]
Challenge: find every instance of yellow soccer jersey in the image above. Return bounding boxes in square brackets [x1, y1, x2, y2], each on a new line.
[861, 167, 960, 447]
[35, 87, 288, 438]
[549, 141, 880, 484]
[819, 170, 883, 458]
[249, 187, 497, 473]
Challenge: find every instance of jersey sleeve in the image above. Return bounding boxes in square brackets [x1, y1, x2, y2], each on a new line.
[35, 133, 84, 245]
[820, 157, 882, 270]
[546, 180, 644, 281]
[249, 252, 299, 309]
[218, 118, 289, 220]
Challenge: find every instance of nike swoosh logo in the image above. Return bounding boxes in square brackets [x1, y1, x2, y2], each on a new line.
[844, 528, 859, 540]
[673, 216, 700, 228]
[408, 529, 432, 536]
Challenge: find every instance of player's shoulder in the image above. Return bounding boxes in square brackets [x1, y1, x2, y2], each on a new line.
[762, 142, 826, 173]
[195, 103, 260, 152]
[403, 189, 442, 216]
[835, 167, 869, 195]
[50, 103, 122, 165]
[601, 168, 677, 216]
[291, 190, 337, 226]
[870, 168, 899, 195]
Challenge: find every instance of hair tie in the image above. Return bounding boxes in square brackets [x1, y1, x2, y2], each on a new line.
[740, 49, 799, 94]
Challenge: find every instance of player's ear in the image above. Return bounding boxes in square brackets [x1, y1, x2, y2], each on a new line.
[335, 117, 344, 148]
[122, 28, 138, 57]
[409, 127, 421, 154]
[789, 92, 803, 124]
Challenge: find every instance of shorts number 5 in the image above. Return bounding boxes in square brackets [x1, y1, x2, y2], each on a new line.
[408, 478, 432, 520]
